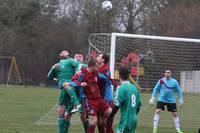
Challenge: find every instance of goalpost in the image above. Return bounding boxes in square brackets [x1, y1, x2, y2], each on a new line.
[0, 56, 22, 85]
[88, 33, 200, 91]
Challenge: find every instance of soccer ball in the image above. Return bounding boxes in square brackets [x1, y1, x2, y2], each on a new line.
[102, 1, 112, 11]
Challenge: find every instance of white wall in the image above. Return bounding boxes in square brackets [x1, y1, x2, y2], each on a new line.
[181, 71, 200, 93]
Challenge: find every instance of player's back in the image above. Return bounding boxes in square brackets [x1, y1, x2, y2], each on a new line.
[117, 82, 141, 130]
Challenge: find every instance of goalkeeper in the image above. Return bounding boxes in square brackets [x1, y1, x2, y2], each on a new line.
[47, 50, 80, 133]
[149, 68, 184, 133]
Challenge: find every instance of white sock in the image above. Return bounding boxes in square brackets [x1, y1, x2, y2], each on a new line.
[153, 113, 160, 128]
[173, 116, 180, 130]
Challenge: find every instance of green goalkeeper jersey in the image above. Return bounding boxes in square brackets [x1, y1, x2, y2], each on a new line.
[47, 58, 79, 88]
[114, 81, 142, 132]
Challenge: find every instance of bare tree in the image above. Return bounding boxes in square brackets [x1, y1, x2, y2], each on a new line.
[112, 0, 168, 33]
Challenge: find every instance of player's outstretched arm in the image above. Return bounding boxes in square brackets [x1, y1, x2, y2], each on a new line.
[149, 80, 160, 105]
[47, 67, 56, 80]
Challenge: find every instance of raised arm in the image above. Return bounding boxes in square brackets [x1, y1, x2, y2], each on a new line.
[98, 72, 119, 89]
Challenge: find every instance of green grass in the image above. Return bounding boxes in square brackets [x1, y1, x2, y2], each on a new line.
[0, 85, 199, 133]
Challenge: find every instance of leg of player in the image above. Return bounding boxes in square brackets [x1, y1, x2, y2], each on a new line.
[87, 115, 97, 133]
[80, 112, 88, 133]
[104, 107, 113, 133]
[153, 109, 162, 133]
[172, 112, 183, 133]
[58, 105, 71, 133]
[57, 90, 71, 133]
[63, 83, 81, 113]
[97, 116, 105, 133]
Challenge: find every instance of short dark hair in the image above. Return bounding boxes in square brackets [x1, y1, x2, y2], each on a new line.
[102, 54, 109, 64]
[119, 67, 130, 80]
[87, 58, 97, 67]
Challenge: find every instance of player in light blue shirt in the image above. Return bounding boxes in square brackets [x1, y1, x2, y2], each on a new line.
[149, 69, 184, 133]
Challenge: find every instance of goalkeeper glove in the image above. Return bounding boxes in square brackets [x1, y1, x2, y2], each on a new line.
[149, 97, 155, 106]
[179, 99, 184, 107]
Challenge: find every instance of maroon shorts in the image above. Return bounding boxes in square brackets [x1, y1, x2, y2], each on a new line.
[85, 98, 110, 116]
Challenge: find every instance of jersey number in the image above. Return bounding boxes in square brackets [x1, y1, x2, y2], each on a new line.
[131, 94, 136, 107]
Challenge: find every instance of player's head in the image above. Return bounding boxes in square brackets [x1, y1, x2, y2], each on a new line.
[59, 50, 69, 59]
[74, 54, 84, 63]
[119, 67, 130, 81]
[165, 69, 172, 79]
[97, 53, 109, 65]
[87, 58, 98, 72]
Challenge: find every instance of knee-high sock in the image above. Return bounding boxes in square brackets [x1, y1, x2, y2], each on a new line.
[66, 87, 79, 105]
[97, 124, 105, 133]
[82, 120, 89, 133]
[64, 120, 70, 133]
[173, 116, 180, 130]
[106, 118, 114, 133]
[57, 118, 65, 133]
[87, 125, 96, 133]
[153, 113, 160, 128]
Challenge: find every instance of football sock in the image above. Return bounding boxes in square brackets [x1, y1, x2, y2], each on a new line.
[88, 125, 96, 133]
[64, 120, 70, 133]
[97, 124, 105, 133]
[83, 120, 89, 133]
[153, 113, 160, 129]
[106, 118, 114, 133]
[173, 116, 180, 131]
[57, 117, 66, 133]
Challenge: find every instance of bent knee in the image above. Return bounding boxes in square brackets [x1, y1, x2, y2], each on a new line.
[156, 109, 162, 114]
[105, 107, 112, 117]
[88, 116, 97, 125]
[63, 83, 70, 89]
[172, 112, 178, 117]
[58, 106, 65, 117]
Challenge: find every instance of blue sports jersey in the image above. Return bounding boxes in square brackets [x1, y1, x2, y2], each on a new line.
[102, 71, 113, 101]
[152, 77, 183, 103]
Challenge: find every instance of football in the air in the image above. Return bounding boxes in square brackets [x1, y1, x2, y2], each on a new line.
[102, 1, 112, 11]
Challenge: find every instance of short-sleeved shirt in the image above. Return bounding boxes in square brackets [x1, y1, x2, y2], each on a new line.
[115, 81, 141, 132]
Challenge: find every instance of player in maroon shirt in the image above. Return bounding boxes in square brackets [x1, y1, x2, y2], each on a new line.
[97, 53, 118, 133]
[71, 58, 112, 133]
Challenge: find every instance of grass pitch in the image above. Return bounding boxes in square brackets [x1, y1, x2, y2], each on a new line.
[0, 85, 199, 133]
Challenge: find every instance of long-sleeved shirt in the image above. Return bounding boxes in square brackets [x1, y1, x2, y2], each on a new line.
[152, 77, 183, 103]
[47, 58, 79, 88]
